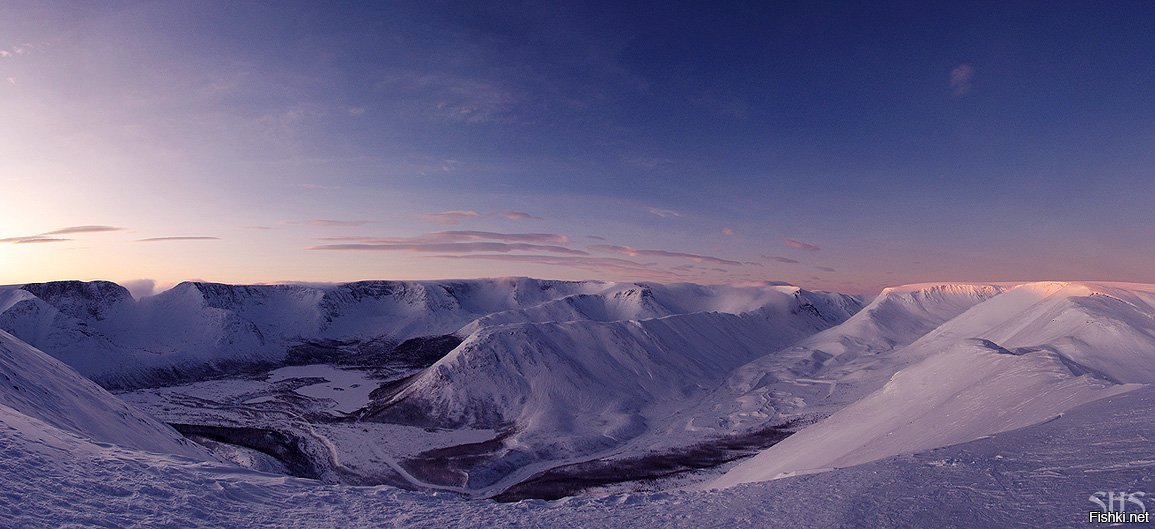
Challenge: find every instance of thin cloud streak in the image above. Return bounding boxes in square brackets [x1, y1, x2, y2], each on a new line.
[309, 242, 588, 255]
[762, 255, 800, 264]
[784, 238, 820, 251]
[501, 211, 543, 220]
[43, 225, 125, 235]
[0, 237, 71, 244]
[433, 254, 686, 281]
[316, 231, 569, 244]
[307, 219, 377, 227]
[589, 244, 742, 266]
[646, 207, 682, 218]
[2, 225, 126, 243]
[420, 210, 481, 225]
[137, 236, 221, 242]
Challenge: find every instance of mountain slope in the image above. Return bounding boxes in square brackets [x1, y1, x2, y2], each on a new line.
[709, 281, 1155, 488]
[0, 329, 209, 458]
[364, 285, 861, 491]
[0, 279, 689, 387]
[676, 282, 1009, 435]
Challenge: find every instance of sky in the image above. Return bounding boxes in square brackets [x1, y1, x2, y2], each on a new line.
[1, 1, 1153, 295]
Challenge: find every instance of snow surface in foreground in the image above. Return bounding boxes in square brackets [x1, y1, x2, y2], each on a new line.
[3, 382, 1151, 528]
[0, 329, 209, 459]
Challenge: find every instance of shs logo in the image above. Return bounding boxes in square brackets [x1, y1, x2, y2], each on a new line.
[1089, 491, 1147, 513]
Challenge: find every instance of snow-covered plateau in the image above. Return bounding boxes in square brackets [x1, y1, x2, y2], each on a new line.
[1, 278, 1153, 528]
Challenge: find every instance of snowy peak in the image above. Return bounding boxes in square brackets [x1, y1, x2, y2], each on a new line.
[17, 280, 135, 321]
[0, 278, 859, 389]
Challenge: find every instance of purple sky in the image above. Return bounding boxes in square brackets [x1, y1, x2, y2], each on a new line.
[2, 1, 1153, 294]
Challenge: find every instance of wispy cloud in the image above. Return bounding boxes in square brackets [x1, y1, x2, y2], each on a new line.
[121, 279, 157, 299]
[433, 254, 685, 281]
[317, 231, 569, 245]
[137, 236, 220, 242]
[722, 227, 735, 236]
[420, 210, 480, 225]
[950, 63, 974, 97]
[589, 244, 742, 266]
[0, 237, 70, 244]
[586, 235, 607, 241]
[379, 72, 519, 124]
[43, 225, 125, 235]
[815, 265, 836, 272]
[1, 225, 125, 244]
[784, 238, 820, 251]
[761, 255, 800, 264]
[310, 242, 587, 255]
[307, 219, 377, 227]
[501, 210, 543, 221]
[0, 44, 34, 59]
[647, 207, 682, 218]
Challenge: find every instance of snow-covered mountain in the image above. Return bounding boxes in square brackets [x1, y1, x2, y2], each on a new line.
[709, 281, 1155, 488]
[681, 282, 1011, 434]
[0, 278, 729, 388]
[0, 329, 209, 459]
[361, 285, 859, 490]
[3, 351, 1153, 528]
[3, 277, 1155, 527]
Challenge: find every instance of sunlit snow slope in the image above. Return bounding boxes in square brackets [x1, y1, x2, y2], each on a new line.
[710, 281, 1155, 488]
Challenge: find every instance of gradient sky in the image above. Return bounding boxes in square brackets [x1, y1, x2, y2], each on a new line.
[2, 1, 1153, 295]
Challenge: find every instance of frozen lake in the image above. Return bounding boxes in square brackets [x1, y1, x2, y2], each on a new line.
[267, 364, 380, 414]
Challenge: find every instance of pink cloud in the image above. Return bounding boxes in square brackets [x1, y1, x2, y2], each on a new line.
[307, 219, 376, 227]
[722, 227, 735, 236]
[950, 63, 974, 96]
[309, 242, 587, 255]
[0, 237, 70, 244]
[784, 238, 820, 251]
[433, 254, 686, 281]
[1, 225, 126, 243]
[589, 244, 742, 266]
[501, 210, 543, 221]
[761, 254, 800, 264]
[315, 231, 569, 245]
[43, 225, 125, 235]
[137, 236, 220, 242]
[420, 210, 480, 225]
